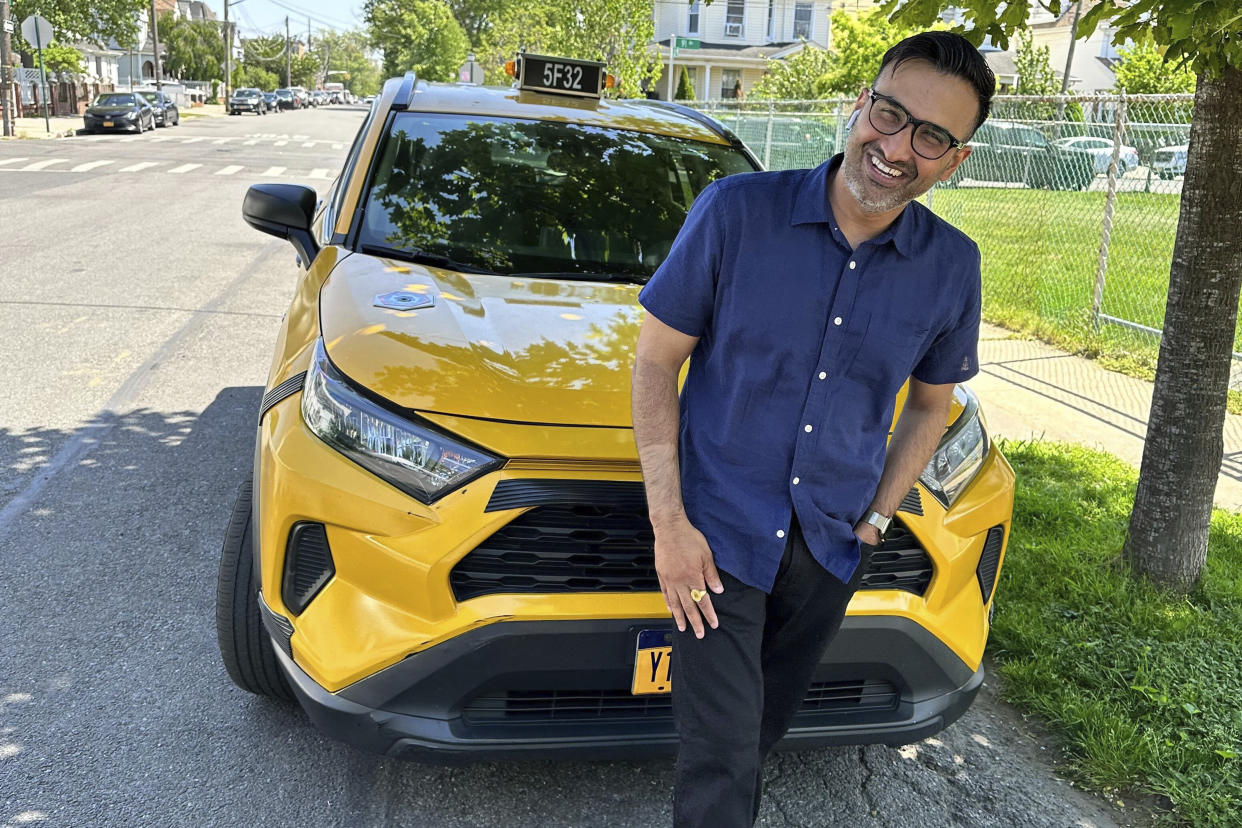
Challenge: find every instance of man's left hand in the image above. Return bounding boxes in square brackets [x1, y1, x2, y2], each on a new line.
[853, 521, 881, 547]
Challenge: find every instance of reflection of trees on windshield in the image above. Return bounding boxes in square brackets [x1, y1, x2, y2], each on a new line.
[363, 116, 752, 278]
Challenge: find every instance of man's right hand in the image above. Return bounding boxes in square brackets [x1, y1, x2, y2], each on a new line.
[653, 517, 724, 639]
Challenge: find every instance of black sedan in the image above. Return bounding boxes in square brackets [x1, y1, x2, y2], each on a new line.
[83, 93, 156, 134]
[137, 89, 180, 127]
[273, 88, 298, 110]
[264, 91, 281, 114]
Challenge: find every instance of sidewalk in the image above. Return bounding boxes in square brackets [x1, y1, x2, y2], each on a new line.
[973, 322, 1242, 510]
[5, 115, 80, 139]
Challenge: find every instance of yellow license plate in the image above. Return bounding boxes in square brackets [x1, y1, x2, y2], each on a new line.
[631, 629, 673, 695]
[103, 121, 114, 127]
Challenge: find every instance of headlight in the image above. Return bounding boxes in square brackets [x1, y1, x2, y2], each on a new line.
[123, 110, 138, 119]
[919, 386, 989, 509]
[301, 339, 503, 503]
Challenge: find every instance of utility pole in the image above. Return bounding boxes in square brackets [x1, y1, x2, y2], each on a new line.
[150, 0, 163, 90]
[1055, 0, 1083, 130]
[224, 0, 229, 101]
[1, 0, 14, 137]
[285, 15, 290, 87]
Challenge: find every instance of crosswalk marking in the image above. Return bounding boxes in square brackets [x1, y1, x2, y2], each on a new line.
[215, 165, 244, 175]
[273, 140, 288, 147]
[212, 137, 233, 144]
[71, 160, 115, 172]
[301, 142, 315, 148]
[120, 135, 145, 142]
[21, 159, 67, 171]
[331, 143, 343, 150]
[150, 136, 172, 142]
[292, 134, 308, 141]
[0, 157, 30, 167]
[120, 161, 159, 172]
[181, 137, 206, 144]
[243, 139, 259, 145]
[262, 166, 287, 176]
[308, 168, 332, 179]
[168, 163, 201, 174]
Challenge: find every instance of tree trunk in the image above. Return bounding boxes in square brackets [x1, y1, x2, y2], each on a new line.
[1125, 67, 1242, 591]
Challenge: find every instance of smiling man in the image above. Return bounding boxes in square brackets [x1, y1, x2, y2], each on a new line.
[630, 32, 995, 828]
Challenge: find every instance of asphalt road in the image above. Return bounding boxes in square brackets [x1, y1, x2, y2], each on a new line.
[0, 107, 1146, 828]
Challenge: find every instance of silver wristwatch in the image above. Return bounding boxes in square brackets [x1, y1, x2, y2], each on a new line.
[861, 509, 892, 539]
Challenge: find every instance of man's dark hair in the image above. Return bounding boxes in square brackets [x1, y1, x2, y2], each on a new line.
[876, 31, 995, 134]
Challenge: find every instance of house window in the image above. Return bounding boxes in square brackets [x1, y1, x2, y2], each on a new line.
[794, 2, 813, 39]
[687, 1, 701, 36]
[721, 68, 741, 98]
[725, 0, 744, 37]
[767, 0, 775, 40]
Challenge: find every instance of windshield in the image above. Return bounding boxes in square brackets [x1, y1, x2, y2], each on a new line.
[358, 113, 755, 281]
[233, 88, 260, 97]
[95, 94, 138, 106]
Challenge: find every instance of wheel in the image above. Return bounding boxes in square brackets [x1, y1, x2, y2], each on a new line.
[216, 477, 293, 700]
[135, 117, 144, 134]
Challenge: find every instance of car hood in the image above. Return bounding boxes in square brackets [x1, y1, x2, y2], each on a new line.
[318, 252, 646, 427]
[88, 106, 137, 116]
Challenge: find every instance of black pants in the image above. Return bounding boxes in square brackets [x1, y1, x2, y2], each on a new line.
[670, 515, 866, 828]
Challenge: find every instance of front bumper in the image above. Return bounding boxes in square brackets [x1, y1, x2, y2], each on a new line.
[84, 116, 140, 132]
[269, 610, 982, 763]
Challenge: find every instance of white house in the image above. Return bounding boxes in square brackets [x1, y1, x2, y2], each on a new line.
[650, 0, 834, 101]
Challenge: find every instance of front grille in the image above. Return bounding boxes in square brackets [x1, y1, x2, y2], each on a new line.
[463, 678, 898, 724]
[450, 496, 933, 601]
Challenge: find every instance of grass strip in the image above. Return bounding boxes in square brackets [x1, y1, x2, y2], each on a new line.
[993, 439, 1242, 826]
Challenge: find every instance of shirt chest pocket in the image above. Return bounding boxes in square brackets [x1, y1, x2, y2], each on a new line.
[840, 310, 930, 391]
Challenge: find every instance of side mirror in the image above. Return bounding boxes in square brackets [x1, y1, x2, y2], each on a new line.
[242, 183, 320, 266]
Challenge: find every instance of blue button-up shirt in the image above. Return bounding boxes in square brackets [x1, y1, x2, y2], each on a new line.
[637, 155, 982, 592]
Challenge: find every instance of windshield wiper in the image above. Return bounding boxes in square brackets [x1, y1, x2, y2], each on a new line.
[360, 244, 500, 275]
[508, 271, 649, 285]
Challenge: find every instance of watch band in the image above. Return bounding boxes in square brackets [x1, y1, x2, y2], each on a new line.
[862, 509, 892, 537]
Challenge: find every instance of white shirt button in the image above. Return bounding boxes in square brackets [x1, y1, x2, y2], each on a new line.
[849, 261, 856, 270]
[792, 477, 800, 485]
[776, 529, 786, 538]
[804, 424, 813, 432]
[819, 371, 827, 380]
[833, 317, 842, 326]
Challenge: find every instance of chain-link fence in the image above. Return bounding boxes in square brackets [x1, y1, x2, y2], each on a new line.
[689, 94, 1202, 382]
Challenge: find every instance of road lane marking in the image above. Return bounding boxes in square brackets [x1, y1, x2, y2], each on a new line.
[120, 135, 145, 142]
[292, 134, 308, 141]
[213, 137, 233, 144]
[71, 160, 115, 172]
[301, 142, 315, 147]
[274, 140, 288, 146]
[0, 157, 30, 167]
[215, 165, 244, 176]
[21, 159, 68, 171]
[181, 137, 207, 143]
[168, 163, 201, 174]
[331, 143, 343, 150]
[308, 168, 332, 179]
[262, 166, 287, 176]
[243, 139, 259, 145]
[120, 161, 159, 172]
[150, 136, 172, 142]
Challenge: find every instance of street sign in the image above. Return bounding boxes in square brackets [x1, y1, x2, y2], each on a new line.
[20, 15, 52, 48]
[674, 37, 700, 50]
[3, 18, 14, 34]
[458, 59, 483, 84]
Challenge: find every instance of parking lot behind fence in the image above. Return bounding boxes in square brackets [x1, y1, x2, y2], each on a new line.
[689, 94, 1210, 385]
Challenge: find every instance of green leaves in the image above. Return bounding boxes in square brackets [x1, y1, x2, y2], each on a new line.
[364, 0, 470, 82]
[11, 0, 146, 47]
[157, 12, 225, 83]
[1113, 41, 1197, 94]
[749, 45, 833, 101]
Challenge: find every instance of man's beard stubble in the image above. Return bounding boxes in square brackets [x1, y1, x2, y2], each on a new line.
[839, 137, 941, 215]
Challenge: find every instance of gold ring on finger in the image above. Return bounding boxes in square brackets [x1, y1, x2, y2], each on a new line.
[690, 588, 707, 603]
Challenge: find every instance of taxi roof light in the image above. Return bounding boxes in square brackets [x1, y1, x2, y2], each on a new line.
[504, 60, 517, 78]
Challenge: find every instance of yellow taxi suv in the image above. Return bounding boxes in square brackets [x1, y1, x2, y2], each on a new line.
[215, 55, 1016, 761]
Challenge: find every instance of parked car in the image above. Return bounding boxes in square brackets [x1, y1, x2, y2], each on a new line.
[264, 91, 281, 113]
[136, 89, 180, 127]
[290, 86, 311, 108]
[1053, 135, 1140, 175]
[217, 56, 1015, 762]
[273, 88, 299, 110]
[1151, 144, 1189, 179]
[229, 87, 267, 116]
[729, 115, 837, 170]
[83, 92, 156, 134]
[946, 120, 1096, 190]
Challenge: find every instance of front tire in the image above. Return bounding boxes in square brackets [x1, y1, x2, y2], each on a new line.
[216, 478, 293, 700]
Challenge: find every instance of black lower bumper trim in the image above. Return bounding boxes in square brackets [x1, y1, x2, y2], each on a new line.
[273, 615, 982, 763]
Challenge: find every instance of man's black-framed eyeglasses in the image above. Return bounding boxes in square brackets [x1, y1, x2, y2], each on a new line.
[867, 91, 967, 160]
